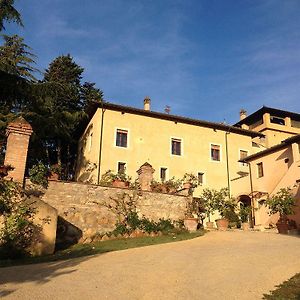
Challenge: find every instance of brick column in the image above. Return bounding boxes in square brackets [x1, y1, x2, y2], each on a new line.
[137, 162, 155, 191]
[4, 117, 33, 183]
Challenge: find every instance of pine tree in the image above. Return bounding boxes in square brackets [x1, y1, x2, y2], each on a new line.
[0, 0, 23, 31]
[0, 34, 38, 81]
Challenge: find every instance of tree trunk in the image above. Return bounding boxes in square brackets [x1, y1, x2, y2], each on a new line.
[57, 140, 62, 166]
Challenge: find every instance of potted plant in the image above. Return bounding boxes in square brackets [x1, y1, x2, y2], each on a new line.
[184, 197, 203, 232]
[164, 177, 181, 194]
[182, 173, 198, 190]
[214, 188, 236, 231]
[239, 205, 252, 231]
[200, 188, 219, 229]
[99, 170, 131, 188]
[112, 172, 132, 188]
[266, 187, 296, 234]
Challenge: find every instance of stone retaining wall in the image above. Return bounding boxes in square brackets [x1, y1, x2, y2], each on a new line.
[38, 181, 189, 241]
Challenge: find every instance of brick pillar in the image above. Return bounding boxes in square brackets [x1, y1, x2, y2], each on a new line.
[4, 116, 33, 183]
[137, 162, 155, 191]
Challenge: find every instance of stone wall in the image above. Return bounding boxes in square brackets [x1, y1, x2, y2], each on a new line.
[39, 181, 189, 241]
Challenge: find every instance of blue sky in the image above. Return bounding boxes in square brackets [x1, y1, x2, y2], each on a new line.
[4, 0, 300, 123]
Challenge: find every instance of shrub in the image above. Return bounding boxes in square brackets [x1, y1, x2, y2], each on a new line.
[156, 219, 175, 232]
[29, 162, 49, 188]
[239, 205, 252, 223]
[266, 187, 296, 218]
[0, 179, 38, 259]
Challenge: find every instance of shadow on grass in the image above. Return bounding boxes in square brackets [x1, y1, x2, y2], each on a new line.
[0, 231, 204, 298]
[0, 231, 204, 269]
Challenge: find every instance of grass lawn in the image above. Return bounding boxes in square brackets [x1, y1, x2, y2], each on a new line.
[263, 273, 300, 300]
[0, 230, 204, 268]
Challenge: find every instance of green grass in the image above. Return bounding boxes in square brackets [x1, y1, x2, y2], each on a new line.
[263, 273, 300, 300]
[0, 230, 204, 268]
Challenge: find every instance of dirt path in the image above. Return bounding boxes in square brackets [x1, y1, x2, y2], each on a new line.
[1, 231, 300, 300]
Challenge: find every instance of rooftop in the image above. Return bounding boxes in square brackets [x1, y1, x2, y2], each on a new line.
[235, 106, 300, 127]
[91, 101, 264, 138]
[240, 134, 300, 162]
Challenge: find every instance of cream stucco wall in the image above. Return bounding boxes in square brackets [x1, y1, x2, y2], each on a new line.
[243, 142, 300, 228]
[76, 107, 260, 197]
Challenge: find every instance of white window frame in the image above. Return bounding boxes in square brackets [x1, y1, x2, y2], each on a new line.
[197, 171, 205, 186]
[209, 143, 222, 162]
[114, 127, 130, 149]
[257, 162, 264, 178]
[160, 166, 169, 182]
[117, 161, 127, 174]
[170, 137, 183, 157]
[239, 149, 249, 166]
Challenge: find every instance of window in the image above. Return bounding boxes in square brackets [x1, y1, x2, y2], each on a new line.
[198, 172, 204, 185]
[239, 150, 248, 166]
[160, 168, 167, 182]
[270, 116, 285, 125]
[116, 129, 128, 148]
[211, 144, 220, 161]
[171, 138, 181, 156]
[239, 150, 248, 161]
[257, 162, 264, 178]
[118, 162, 126, 174]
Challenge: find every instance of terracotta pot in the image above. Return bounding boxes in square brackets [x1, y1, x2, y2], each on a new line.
[167, 187, 176, 194]
[216, 218, 229, 231]
[242, 222, 250, 231]
[276, 221, 289, 234]
[206, 221, 214, 229]
[183, 182, 192, 189]
[48, 172, 59, 181]
[184, 218, 198, 232]
[112, 179, 129, 188]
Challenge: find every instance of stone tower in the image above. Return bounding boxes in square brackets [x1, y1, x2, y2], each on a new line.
[4, 116, 33, 184]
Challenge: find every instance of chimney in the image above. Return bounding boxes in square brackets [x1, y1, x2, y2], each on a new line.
[240, 109, 247, 120]
[144, 96, 151, 111]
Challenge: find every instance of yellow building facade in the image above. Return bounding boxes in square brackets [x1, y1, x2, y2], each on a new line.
[76, 99, 265, 197]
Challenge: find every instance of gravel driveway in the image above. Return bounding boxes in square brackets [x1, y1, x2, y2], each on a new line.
[1, 231, 300, 300]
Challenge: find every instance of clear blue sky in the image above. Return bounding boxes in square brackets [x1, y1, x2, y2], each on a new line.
[4, 0, 300, 123]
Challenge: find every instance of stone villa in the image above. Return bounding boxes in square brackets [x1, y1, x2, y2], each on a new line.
[75, 98, 300, 228]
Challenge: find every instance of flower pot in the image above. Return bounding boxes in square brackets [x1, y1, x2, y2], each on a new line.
[112, 179, 129, 188]
[168, 187, 176, 194]
[184, 218, 198, 232]
[48, 172, 59, 181]
[206, 221, 214, 229]
[216, 218, 229, 231]
[183, 182, 192, 189]
[242, 222, 250, 231]
[276, 220, 289, 234]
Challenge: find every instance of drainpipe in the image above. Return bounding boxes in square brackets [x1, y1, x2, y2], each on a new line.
[97, 104, 106, 184]
[248, 161, 255, 228]
[225, 130, 231, 197]
[242, 161, 255, 228]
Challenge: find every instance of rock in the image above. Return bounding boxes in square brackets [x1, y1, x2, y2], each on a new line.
[150, 232, 157, 237]
[157, 231, 163, 236]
